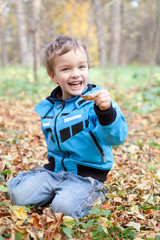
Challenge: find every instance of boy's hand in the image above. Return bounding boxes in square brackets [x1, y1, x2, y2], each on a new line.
[91, 90, 111, 111]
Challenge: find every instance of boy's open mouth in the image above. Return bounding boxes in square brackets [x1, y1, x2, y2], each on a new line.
[69, 81, 83, 87]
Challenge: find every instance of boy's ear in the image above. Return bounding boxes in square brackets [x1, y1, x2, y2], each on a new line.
[49, 73, 58, 84]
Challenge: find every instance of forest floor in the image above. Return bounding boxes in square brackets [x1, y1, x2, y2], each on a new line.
[0, 66, 160, 239]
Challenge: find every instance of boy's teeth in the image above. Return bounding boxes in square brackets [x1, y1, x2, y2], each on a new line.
[70, 81, 81, 85]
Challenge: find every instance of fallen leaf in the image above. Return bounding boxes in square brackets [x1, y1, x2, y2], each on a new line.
[127, 194, 137, 202]
[13, 224, 28, 234]
[126, 221, 141, 231]
[80, 94, 95, 101]
[137, 214, 145, 220]
[130, 204, 139, 213]
[11, 206, 28, 220]
[101, 204, 115, 210]
[127, 145, 139, 153]
[105, 192, 116, 199]
[0, 225, 7, 235]
[44, 213, 64, 240]
[31, 213, 43, 230]
[113, 196, 122, 203]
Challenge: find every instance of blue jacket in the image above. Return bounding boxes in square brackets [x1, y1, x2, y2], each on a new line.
[34, 84, 128, 182]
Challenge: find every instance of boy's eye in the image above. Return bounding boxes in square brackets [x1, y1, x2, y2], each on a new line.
[62, 68, 69, 71]
[79, 65, 86, 69]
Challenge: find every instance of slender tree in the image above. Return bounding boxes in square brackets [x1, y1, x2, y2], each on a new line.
[111, 0, 121, 65]
[15, 0, 32, 66]
[0, 0, 8, 66]
[29, 0, 41, 81]
[149, 0, 160, 81]
[92, 0, 107, 67]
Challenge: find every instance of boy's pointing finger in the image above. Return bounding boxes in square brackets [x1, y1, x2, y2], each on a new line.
[92, 90, 110, 98]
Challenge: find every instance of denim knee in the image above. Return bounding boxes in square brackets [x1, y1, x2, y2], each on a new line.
[8, 187, 27, 206]
[7, 170, 57, 206]
[51, 195, 73, 217]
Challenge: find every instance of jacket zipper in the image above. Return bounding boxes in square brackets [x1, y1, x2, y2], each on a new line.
[54, 102, 65, 151]
[62, 152, 70, 171]
[62, 158, 67, 171]
[89, 131, 106, 163]
[54, 102, 68, 171]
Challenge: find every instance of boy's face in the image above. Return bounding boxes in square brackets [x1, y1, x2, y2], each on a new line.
[51, 48, 89, 100]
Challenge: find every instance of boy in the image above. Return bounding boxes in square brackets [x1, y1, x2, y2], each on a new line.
[8, 35, 128, 219]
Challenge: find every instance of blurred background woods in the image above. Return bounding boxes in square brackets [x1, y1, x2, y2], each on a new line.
[0, 0, 160, 73]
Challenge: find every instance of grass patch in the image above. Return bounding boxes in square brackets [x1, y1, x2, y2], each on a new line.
[0, 64, 159, 113]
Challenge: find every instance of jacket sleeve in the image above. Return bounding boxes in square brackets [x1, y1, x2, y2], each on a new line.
[92, 100, 128, 146]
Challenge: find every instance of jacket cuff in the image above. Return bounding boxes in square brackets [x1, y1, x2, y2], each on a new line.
[94, 103, 117, 126]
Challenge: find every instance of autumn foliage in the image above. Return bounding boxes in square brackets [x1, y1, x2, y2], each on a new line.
[0, 66, 160, 239]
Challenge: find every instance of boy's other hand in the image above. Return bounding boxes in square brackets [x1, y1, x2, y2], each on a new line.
[91, 90, 111, 111]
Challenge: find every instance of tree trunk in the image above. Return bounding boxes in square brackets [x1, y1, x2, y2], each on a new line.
[29, 0, 41, 81]
[92, 0, 107, 67]
[111, 0, 121, 66]
[149, 0, 160, 82]
[0, 0, 8, 66]
[15, 0, 32, 66]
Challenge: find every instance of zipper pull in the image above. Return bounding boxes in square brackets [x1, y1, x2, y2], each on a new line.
[56, 101, 65, 109]
[102, 154, 106, 163]
[57, 104, 63, 109]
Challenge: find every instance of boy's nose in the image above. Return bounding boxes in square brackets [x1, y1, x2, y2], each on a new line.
[71, 69, 80, 78]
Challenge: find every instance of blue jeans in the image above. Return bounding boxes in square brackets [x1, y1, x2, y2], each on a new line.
[8, 167, 106, 219]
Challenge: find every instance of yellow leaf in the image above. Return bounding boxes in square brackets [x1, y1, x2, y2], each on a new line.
[13, 225, 28, 234]
[11, 206, 28, 220]
[63, 216, 74, 222]
[105, 192, 116, 199]
[130, 204, 139, 213]
[15, 220, 24, 226]
[63, 215, 74, 227]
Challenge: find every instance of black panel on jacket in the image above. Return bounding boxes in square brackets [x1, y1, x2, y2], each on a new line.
[77, 164, 110, 182]
[43, 157, 55, 171]
[72, 122, 83, 136]
[60, 127, 71, 142]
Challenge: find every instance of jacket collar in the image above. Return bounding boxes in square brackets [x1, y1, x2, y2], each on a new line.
[46, 84, 96, 106]
[35, 84, 97, 117]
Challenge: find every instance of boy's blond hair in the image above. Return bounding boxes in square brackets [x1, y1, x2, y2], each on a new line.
[42, 35, 90, 76]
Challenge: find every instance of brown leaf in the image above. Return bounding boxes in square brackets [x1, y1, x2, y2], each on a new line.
[83, 229, 92, 240]
[0, 210, 11, 218]
[80, 94, 95, 101]
[101, 204, 115, 210]
[146, 209, 156, 217]
[31, 213, 43, 230]
[55, 213, 64, 226]
[113, 196, 122, 203]
[44, 213, 64, 240]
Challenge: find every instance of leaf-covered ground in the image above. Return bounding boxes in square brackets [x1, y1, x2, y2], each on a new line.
[0, 66, 160, 239]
